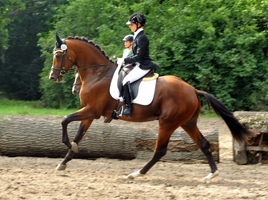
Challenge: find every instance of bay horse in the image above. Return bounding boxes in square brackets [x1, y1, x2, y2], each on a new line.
[49, 34, 253, 180]
[72, 71, 81, 95]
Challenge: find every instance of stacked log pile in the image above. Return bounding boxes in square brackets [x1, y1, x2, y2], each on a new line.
[0, 115, 219, 162]
[234, 111, 268, 164]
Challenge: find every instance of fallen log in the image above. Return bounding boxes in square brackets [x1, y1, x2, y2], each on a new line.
[0, 115, 219, 162]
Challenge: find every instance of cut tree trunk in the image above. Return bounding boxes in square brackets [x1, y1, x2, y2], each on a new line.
[0, 115, 219, 162]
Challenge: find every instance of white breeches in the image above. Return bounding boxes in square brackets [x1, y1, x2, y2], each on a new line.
[123, 64, 150, 85]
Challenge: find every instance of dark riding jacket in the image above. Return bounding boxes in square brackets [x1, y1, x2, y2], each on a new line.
[124, 30, 159, 70]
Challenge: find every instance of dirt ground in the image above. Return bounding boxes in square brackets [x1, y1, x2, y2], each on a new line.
[0, 117, 268, 200]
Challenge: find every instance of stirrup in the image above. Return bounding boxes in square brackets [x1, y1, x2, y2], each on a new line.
[112, 110, 120, 119]
[113, 103, 124, 119]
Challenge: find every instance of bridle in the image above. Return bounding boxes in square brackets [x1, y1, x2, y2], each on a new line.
[73, 82, 82, 86]
[51, 44, 115, 81]
[51, 48, 76, 79]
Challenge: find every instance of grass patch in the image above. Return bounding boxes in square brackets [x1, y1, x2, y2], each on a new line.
[0, 99, 222, 119]
[0, 99, 78, 116]
[200, 111, 220, 119]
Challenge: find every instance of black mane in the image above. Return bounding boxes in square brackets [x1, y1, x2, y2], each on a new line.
[67, 36, 115, 63]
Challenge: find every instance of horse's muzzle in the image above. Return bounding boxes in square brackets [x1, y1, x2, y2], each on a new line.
[49, 70, 62, 82]
[49, 73, 57, 82]
[72, 89, 79, 95]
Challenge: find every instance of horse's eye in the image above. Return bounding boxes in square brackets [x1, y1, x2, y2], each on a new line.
[56, 55, 61, 59]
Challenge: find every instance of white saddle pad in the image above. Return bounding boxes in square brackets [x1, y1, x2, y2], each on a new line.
[109, 65, 157, 106]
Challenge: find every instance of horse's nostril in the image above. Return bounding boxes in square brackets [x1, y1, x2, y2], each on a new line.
[49, 76, 54, 80]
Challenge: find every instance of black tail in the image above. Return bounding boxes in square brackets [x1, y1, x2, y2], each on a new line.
[196, 90, 254, 143]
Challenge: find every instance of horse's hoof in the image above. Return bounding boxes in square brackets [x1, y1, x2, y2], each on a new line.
[71, 142, 78, 153]
[204, 170, 219, 180]
[56, 164, 67, 171]
[126, 170, 144, 179]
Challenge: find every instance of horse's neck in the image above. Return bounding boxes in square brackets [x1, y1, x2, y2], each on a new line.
[70, 41, 116, 86]
[79, 63, 116, 86]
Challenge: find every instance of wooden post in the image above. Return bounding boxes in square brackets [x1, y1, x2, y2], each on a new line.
[233, 111, 268, 164]
[233, 139, 247, 164]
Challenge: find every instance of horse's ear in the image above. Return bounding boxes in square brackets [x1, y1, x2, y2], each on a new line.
[56, 32, 62, 45]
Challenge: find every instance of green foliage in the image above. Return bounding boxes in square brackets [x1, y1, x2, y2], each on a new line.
[39, 0, 268, 110]
[1, 0, 267, 112]
[0, 0, 24, 50]
[0, 0, 68, 100]
[144, 0, 268, 111]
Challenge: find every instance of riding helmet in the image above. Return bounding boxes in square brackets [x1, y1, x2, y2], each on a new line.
[122, 35, 134, 42]
[126, 13, 146, 27]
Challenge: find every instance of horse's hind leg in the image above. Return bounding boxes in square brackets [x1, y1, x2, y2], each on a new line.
[181, 120, 219, 179]
[56, 119, 92, 170]
[127, 121, 177, 179]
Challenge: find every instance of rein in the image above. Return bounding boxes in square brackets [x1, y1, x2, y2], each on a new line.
[77, 64, 115, 71]
[72, 64, 115, 87]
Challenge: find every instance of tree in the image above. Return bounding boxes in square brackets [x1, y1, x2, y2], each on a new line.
[0, 0, 67, 100]
[0, 0, 24, 97]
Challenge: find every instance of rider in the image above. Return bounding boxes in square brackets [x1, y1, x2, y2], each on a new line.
[122, 35, 134, 58]
[117, 13, 160, 118]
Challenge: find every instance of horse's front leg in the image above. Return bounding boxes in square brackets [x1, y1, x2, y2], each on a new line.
[61, 113, 78, 149]
[57, 119, 93, 170]
[61, 110, 93, 148]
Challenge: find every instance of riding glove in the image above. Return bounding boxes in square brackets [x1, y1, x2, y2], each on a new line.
[117, 58, 125, 65]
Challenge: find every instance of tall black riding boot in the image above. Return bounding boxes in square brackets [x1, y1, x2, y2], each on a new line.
[122, 81, 133, 118]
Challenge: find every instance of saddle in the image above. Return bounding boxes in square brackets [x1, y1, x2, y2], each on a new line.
[117, 64, 155, 99]
[107, 63, 159, 122]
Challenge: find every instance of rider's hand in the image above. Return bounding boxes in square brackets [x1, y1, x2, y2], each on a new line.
[117, 58, 125, 65]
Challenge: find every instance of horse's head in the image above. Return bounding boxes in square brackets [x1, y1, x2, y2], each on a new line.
[49, 33, 75, 82]
[72, 71, 81, 95]
[49, 34, 116, 85]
